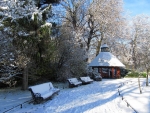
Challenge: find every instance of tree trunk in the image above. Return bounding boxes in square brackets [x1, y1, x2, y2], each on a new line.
[138, 75, 142, 94]
[146, 69, 149, 86]
[22, 66, 28, 90]
[132, 35, 138, 70]
[96, 32, 104, 56]
[96, 40, 101, 56]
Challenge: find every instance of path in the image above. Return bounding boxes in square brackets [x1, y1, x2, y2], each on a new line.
[1, 78, 148, 113]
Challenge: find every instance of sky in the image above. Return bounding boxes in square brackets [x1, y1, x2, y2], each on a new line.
[123, 0, 150, 16]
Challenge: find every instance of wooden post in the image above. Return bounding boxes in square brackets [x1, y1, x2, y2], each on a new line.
[118, 89, 120, 95]
[112, 68, 114, 78]
[116, 68, 118, 78]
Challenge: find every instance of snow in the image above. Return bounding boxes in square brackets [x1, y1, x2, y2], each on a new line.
[101, 44, 109, 48]
[39, 4, 49, 10]
[0, 78, 150, 113]
[89, 44, 125, 67]
[89, 52, 125, 67]
[41, 22, 52, 28]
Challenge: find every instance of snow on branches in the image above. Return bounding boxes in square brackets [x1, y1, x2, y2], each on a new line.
[0, 0, 51, 26]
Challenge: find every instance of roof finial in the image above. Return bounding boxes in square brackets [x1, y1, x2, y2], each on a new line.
[101, 43, 109, 52]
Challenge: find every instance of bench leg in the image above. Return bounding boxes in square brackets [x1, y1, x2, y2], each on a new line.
[34, 97, 43, 104]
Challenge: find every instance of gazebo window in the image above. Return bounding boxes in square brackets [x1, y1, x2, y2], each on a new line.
[102, 68, 109, 73]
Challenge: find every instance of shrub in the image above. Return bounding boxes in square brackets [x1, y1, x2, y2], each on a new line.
[126, 71, 146, 78]
[140, 72, 147, 78]
[126, 71, 139, 78]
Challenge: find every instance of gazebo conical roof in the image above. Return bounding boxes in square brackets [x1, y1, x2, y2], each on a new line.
[89, 44, 125, 67]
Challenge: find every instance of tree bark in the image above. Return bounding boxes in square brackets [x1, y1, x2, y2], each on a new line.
[96, 32, 104, 56]
[146, 69, 149, 86]
[138, 75, 142, 94]
[22, 66, 28, 90]
[132, 33, 138, 70]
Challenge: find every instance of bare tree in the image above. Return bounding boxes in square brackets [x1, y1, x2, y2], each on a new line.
[126, 15, 150, 87]
[82, 9, 100, 62]
[90, 0, 125, 55]
[135, 15, 150, 86]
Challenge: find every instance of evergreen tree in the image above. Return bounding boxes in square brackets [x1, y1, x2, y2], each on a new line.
[0, 0, 59, 89]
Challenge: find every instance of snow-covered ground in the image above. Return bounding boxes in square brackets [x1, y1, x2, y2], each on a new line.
[0, 78, 150, 113]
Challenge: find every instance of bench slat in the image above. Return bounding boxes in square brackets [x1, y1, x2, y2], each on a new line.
[80, 76, 94, 84]
[67, 78, 82, 88]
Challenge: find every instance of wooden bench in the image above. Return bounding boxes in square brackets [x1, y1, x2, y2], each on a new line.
[28, 82, 60, 104]
[67, 78, 82, 88]
[80, 76, 94, 84]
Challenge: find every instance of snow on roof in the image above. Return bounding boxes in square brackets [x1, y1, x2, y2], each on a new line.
[89, 52, 125, 67]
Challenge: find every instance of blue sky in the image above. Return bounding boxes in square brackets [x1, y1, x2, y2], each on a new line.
[123, 0, 150, 16]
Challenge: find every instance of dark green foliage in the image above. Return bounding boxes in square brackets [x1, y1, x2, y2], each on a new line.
[120, 68, 129, 78]
[41, 0, 60, 4]
[1, 0, 87, 85]
[38, 0, 60, 8]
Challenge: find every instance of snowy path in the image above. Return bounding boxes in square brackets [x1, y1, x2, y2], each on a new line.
[119, 78, 150, 113]
[145, 86, 150, 113]
[84, 81, 134, 113]
[1, 78, 149, 113]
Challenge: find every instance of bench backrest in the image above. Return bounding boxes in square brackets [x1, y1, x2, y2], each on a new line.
[68, 78, 79, 84]
[80, 76, 92, 81]
[29, 82, 54, 94]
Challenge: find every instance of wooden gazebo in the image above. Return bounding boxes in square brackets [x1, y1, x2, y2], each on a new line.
[89, 44, 125, 79]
